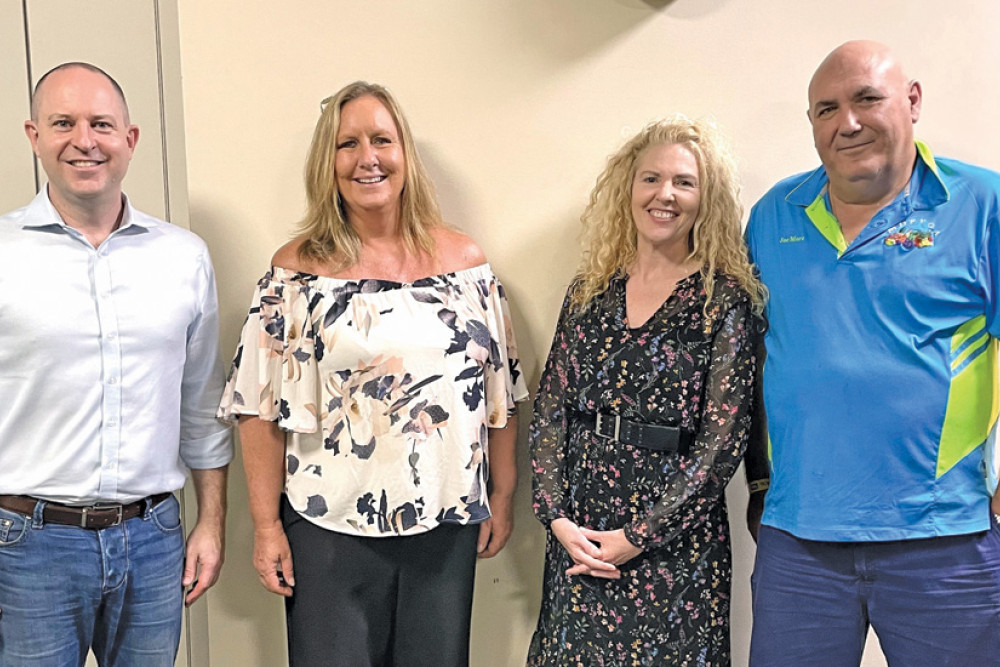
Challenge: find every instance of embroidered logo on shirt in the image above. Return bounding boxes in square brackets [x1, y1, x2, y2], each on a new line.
[779, 235, 805, 244]
[884, 219, 937, 249]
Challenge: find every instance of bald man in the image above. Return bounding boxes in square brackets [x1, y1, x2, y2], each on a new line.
[0, 63, 232, 665]
[744, 41, 1000, 665]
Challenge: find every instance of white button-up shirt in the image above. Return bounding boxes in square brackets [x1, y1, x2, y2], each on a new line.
[0, 189, 233, 504]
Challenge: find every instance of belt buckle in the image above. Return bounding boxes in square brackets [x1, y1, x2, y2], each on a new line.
[595, 413, 621, 441]
[84, 503, 124, 528]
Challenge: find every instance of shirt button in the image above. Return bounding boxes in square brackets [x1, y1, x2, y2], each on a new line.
[106, 420, 117, 427]
[106, 332, 117, 340]
[108, 377, 118, 385]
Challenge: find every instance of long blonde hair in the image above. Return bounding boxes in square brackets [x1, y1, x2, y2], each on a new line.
[570, 116, 766, 313]
[296, 81, 443, 266]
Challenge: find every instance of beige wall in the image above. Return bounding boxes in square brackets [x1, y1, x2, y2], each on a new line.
[174, 1, 1000, 665]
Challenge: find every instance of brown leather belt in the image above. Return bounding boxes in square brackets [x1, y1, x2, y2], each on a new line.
[0, 493, 173, 529]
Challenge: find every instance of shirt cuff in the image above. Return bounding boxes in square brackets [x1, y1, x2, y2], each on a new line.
[180, 428, 234, 469]
[533, 505, 569, 527]
[624, 520, 656, 551]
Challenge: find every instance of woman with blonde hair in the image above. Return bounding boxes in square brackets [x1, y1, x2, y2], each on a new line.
[219, 81, 527, 666]
[528, 116, 764, 665]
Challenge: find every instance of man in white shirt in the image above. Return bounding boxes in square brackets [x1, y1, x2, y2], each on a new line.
[0, 62, 233, 665]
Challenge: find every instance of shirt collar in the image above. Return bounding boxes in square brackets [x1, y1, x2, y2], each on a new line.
[20, 186, 158, 232]
[785, 140, 950, 210]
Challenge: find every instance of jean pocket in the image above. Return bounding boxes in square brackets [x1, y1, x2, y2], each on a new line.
[0, 506, 30, 547]
[149, 495, 183, 533]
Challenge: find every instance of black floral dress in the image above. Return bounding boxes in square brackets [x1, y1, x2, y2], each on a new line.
[528, 272, 758, 667]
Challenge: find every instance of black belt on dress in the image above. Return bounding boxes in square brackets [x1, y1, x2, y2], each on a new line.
[580, 412, 694, 456]
[0, 493, 173, 529]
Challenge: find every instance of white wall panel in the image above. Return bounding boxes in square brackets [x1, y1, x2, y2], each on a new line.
[25, 0, 167, 219]
[0, 1, 36, 213]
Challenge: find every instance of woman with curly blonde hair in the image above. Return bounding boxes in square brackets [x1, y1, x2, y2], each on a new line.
[529, 116, 764, 666]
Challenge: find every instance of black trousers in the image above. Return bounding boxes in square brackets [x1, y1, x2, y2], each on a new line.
[282, 496, 479, 667]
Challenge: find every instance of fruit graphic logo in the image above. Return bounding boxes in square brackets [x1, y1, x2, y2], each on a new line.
[884, 219, 936, 249]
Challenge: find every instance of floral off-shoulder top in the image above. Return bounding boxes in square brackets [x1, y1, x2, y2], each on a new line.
[219, 264, 528, 536]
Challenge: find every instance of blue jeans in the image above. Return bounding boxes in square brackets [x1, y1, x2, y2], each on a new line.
[0, 495, 185, 666]
[750, 522, 1000, 667]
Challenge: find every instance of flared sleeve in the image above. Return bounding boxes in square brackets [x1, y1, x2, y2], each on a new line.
[624, 289, 760, 549]
[217, 271, 320, 433]
[481, 274, 530, 428]
[529, 289, 576, 525]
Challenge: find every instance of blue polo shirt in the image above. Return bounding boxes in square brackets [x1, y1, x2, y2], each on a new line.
[747, 142, 1000, 541]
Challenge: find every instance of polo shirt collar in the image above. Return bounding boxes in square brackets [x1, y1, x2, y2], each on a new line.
[909, 140, 950, 210]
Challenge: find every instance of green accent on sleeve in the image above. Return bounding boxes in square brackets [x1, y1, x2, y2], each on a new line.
[805, 193, 847, 256]
[952, 333, 989, 371]
[937, 322, 999, 479]
[951, 315, 986, 352]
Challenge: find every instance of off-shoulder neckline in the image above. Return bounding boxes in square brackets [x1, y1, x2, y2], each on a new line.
[267, 262, 495, 290]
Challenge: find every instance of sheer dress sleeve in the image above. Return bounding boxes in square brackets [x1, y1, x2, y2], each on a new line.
[529, 291, 576, 525]
[624, 294, 759, 549]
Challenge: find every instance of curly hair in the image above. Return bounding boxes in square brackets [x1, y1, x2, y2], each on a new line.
[570, 115, 766, 314]
[296, 81, 443, 267]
